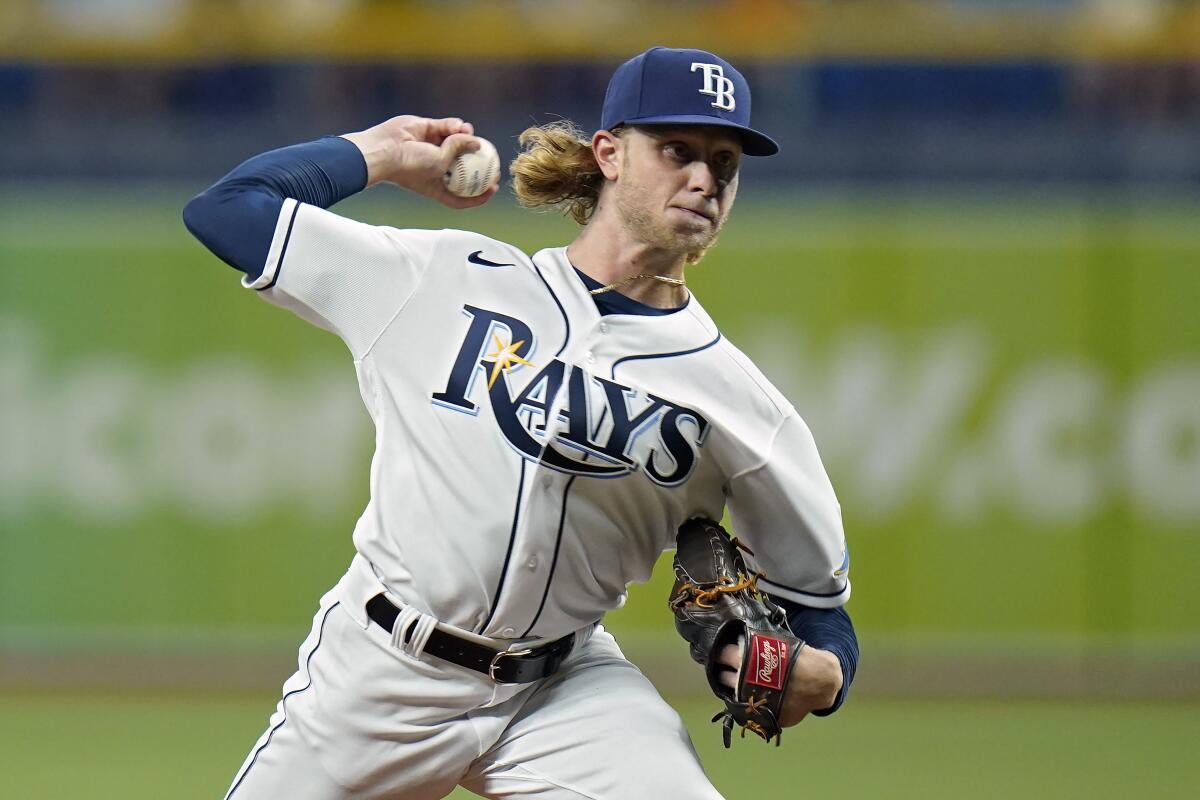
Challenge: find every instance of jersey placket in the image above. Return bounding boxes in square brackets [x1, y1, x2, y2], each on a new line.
[481, 317, 616, 641]
[479, 361, 578, 640]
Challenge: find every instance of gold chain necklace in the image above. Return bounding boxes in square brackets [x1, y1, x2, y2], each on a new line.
[588, 273, 687, 296]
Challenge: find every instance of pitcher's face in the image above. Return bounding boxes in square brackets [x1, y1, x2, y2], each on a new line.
[611, 126, 741, 259]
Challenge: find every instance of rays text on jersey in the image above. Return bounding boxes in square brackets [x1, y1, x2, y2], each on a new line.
[432, 305, 711, 485]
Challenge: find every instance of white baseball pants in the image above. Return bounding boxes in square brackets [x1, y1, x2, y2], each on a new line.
[223, 568, 724, 799]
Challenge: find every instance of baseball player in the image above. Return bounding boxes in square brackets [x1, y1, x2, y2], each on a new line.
[184, 47, 857, 800]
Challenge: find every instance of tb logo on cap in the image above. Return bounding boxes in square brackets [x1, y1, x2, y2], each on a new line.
[690, 62, 735, 111]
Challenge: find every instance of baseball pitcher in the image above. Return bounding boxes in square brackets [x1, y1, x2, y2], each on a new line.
[184, 47, 858, 800]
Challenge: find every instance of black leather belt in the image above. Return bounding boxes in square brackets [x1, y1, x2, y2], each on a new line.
[365, 593, 575, 685]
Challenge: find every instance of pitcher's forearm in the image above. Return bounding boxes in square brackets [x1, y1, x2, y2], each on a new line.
[340, 128, 400, 189]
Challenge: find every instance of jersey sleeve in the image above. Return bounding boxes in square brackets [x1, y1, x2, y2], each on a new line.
[726, 411, 850, 608]
[244, 199, 443, 359]
[182, 136, 369, 278]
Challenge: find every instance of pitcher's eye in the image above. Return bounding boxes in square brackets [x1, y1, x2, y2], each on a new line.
[665, 143, 690, 162]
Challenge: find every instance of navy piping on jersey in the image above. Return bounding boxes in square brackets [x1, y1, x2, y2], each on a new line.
[478, 459, 527, 634]
[225, 601, 339, 799]
[533, 263, 571, 357]
[521, 475, 578, 638]
[259, 201, 301, 291]
[590, 405, 609, 442]
[758, 575, 849, 599]
[610, 332, 722, 381]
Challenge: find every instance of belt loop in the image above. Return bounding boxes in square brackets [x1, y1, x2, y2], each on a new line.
[391, 605, 438, 660]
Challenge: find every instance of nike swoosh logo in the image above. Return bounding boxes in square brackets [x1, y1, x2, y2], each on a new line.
[467, 250, 514, 268]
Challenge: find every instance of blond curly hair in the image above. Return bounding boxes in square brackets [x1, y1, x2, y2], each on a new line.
[510, 121, 624, 225]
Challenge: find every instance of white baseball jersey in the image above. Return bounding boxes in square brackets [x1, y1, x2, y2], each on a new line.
[245, 198, 850, 643]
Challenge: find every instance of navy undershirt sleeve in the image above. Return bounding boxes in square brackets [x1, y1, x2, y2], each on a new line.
[771, 597, 859, 717]
[182, 136, 368, 278]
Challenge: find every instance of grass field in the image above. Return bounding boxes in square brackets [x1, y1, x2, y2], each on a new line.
[2, 689, 1196, 799]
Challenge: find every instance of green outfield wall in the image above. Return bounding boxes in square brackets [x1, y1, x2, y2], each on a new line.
[1, 187, 1198, 672]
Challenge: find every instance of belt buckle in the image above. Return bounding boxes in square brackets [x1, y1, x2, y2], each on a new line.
[489, 647, 534, 685]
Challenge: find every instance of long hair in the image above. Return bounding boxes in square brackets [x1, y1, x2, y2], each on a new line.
[510, 121, 621, 225]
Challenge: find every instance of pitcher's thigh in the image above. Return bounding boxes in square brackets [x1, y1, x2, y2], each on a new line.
[225, 599, 485, 800]
[462, 632, 724, 800]
[224, 600, 352, 800]
[225, 710, 350, 800]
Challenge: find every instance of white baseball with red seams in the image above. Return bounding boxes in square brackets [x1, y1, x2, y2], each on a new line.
[444, 137, 500, 197]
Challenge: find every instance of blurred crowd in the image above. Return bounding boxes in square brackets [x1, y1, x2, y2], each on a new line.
[0, 1, 1196, 183]
[1, 62, 1196, 183]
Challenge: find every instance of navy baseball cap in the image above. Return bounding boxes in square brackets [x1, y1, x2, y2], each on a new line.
[601, 46, 779, 157]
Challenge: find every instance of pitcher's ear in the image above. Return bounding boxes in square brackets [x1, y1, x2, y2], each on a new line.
[592, 129, 623, 181]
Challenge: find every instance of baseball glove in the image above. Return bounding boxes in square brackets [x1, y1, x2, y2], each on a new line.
[668, 517, 804, 747]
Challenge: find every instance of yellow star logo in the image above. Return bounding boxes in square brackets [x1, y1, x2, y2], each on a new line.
[485, 333, 535, 389]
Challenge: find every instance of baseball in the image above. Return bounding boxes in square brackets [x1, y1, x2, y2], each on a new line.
[444, 138, 500, 198]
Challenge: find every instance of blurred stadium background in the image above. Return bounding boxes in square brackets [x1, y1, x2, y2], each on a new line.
[1, 1, 1198, 797]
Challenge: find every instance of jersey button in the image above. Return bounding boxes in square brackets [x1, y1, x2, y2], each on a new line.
[500, 627, 516, 638]
[599, 322, 609, 334]
[586, 351, 595, 364]
[526, 556, 539, 570]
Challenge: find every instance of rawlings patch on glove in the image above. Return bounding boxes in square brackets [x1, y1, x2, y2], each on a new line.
[668, 517, 805, 747]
